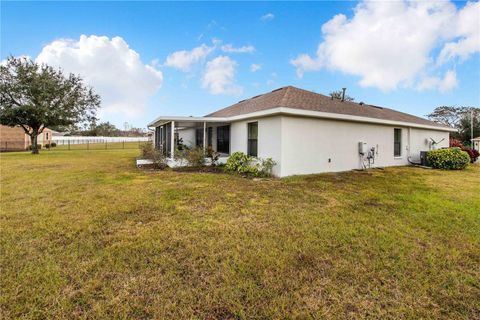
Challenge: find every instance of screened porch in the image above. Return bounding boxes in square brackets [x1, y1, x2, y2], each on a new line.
[149, 117, 231, 160]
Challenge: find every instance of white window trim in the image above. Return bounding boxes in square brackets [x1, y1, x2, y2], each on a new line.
[394, 128, 402, 158]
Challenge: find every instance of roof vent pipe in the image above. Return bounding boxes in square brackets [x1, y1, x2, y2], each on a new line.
[341, 88, 346, 102]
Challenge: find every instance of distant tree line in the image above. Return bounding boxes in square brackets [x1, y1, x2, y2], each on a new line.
[54, 121, 148, 137]
[427, 106, 480, 145]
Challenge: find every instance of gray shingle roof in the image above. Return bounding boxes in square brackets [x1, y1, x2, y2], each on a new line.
[206, 86, 450, 129]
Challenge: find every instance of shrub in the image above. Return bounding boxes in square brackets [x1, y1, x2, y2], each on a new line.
[140, 142, 167, 169]
[206, 146, 220, 166]
[184, 147, 206, 167]
[427, 148, 470, 170]
[44, 143, 50, 149]
[50, 142, 57, 147]
[225, 152, 251, 172]
[225, 152, 276, 177]
[140, 142, 154, 158]
[461, 147, 479, 163]
[449, 138, 463, 148]
[27, 144, 42, 150]
[259, 157, 276, 177]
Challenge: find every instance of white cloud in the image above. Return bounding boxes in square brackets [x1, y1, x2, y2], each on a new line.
[417, 70, 458, 92]
[438, 1, 480, 64]
[36, 35, 163, 119]
[250, 63, 262, 72]
[202, 56, 242, 95]
[261, 13, 275, 22]
[164, 44, 214, 71]
[221, 44, 256, 53]
[266, 72, 277, 86]
[290, 54, 322, 78]
[291, 0, 480, 91]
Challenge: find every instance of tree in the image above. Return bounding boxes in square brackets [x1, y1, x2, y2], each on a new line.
[458, 110, 480, 144]
[426, 106, 464, 128]
[427, 106, 480, 144]
[0, 56, 100, 153]
[329, 90, 355, 102]
[90, 121, 119, 136]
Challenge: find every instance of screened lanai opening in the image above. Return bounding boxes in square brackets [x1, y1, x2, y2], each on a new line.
[153, 119, 230, 158]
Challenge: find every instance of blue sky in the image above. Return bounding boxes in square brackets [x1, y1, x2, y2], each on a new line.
[2, 1, 479, 129]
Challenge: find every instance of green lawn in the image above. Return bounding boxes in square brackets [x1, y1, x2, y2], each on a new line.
[1, 149, 479, 319]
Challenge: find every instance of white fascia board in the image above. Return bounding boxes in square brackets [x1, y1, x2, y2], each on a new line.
[147, 116, 228, 128]
[227, 107, 456, 132]
[148, 107, 455, 132]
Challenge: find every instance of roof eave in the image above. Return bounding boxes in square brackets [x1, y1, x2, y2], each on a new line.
[224, 107, 457, 132]
[147, 116, 229, 128]
[148, 107, 456, 132]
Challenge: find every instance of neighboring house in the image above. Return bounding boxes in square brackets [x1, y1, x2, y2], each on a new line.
[472, 137, 480, 152]
[0, 125, 53, 151]
[148, 86, 454, 177]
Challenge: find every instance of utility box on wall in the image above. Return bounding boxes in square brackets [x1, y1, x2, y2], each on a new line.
[358, 142, 368, 155]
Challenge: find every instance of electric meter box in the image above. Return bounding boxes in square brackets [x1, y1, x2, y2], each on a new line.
[358, 142, 368, 155]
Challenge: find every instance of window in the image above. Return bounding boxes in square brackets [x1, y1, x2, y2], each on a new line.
[217, 125, 230, 154]
[207, 127, 213, 147]
[394, 128, 402, 157]
[46, 132, 49, 140]
[247, 122, 258, 157]
[195, 128, 204, 147]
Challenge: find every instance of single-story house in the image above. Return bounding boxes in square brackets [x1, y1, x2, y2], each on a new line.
[472, 137, 480, 152]
[148, 86, 455, 177]
[0, 125, 53, 151]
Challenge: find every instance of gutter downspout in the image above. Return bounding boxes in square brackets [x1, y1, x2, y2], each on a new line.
[407, 127, 411, 160]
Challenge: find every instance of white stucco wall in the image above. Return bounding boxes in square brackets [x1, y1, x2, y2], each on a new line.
[279, 116, 449, 177]
[178, 115, 450, 177]
[230, 116, 283, 176]
[408, 128, 450, 162]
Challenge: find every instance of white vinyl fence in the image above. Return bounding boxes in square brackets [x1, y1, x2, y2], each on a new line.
[53, 136, 149, 144]
[51, 136, 151, 150]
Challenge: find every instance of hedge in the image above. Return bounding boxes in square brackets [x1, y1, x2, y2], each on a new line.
[427, 148, 470, 170]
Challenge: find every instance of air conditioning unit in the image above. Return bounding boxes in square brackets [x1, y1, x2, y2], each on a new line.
[420, 151, 430, 166]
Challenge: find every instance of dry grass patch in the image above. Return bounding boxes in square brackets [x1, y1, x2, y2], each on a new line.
[1, 149, 479, 319]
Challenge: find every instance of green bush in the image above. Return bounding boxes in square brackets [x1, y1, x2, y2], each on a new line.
[427, 148, 470, 170]
[225, 152, 252, 172]
[259, 157, 276, 177]
[50, 142, 57, 147]
[174, 146, 206, 167]
[206, 146, 220, 166]
[140, 142, 167, 169]
[185, 147, 206, 167]
[225, 152, 276, 177]
[27, 144, 42, 150]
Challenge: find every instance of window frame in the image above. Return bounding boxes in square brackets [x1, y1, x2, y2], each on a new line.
[394, 128, 402, 158]
[247, 122, 258, 157]
[216, 125, 230, 154]
[195, 128, 204, 147]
